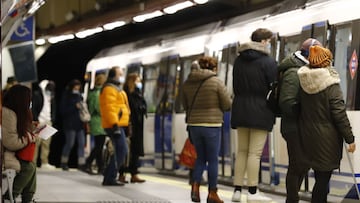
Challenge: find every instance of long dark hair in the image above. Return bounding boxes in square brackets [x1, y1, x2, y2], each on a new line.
[3, 84, 33, 138]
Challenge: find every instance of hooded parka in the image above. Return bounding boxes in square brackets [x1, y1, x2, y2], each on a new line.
[297, 66, 354, 171]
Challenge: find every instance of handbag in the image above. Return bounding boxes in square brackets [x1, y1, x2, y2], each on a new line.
[178, 138, 197, 169]
[79, 101, 91, 122]
[16, 142, 36, 162]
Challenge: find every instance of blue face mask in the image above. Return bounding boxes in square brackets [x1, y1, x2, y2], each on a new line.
[135, 82, 142, 90]
[266, 43, 271, 52]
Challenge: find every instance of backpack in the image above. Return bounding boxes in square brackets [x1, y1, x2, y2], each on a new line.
[266, 71, 283, 117]
[79, 101, 91, 122]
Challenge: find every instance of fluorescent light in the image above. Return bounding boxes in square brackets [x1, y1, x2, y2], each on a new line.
[194, 0, 208, 4]
[35, 38, 46, 45]
[75, 27, 103, 38]
[48, 34, 75, 44]
[133, 10, 163, 22]
[163, 1, 194, 14]
[103, 21, 126, 30]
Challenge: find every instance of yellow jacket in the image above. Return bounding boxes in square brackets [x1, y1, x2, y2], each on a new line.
[99, 83, 130, 128]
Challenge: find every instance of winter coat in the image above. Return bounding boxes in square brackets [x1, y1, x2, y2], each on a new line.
[32, 80, 56, 124]
[2, 107, 31, 172]
[99, 81, 130, 129]
[181, 69, 231, 124]
[87, 86, 106, 136]
[126, 88, 147, 156]
[298, 65, 354, 171]
[231, 41, 277, 131]
[59, 90, 84, 131]
[278, 51, 308, 136]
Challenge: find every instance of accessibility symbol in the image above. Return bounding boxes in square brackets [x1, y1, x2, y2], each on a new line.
[11, 16, 33, 41]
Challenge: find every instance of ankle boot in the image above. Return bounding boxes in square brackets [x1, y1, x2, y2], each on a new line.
[207, 188, 223, 203]
[191, 182, 200, 202]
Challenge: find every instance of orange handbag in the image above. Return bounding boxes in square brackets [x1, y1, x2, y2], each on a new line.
[178, 138, 197, 169]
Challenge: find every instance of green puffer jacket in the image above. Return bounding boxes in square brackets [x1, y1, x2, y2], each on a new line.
[87, 86, 106, 136]
[298, 65, 354, 171]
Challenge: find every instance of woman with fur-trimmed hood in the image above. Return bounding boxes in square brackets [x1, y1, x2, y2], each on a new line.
[297, 45, 356, 203]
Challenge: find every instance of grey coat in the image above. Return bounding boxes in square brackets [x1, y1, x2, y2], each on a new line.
[2, 107, 30, 172]
[298, 66, 354, 171]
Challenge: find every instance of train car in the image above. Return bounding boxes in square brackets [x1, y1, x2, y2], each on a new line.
[85, 0, 360, 199]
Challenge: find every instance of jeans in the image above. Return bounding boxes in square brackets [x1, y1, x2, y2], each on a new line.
[189, 126, 221, 190]
[103, 128, 128, 184]
[61, 129, 86, 165]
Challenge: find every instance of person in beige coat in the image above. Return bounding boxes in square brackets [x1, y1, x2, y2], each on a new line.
[2, 85, 37, 202]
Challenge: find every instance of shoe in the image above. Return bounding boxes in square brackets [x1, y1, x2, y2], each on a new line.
[247, 191, 272, 202]
[102, 181, 124, 186]
[231, 190, 241, 202]
[130, 175, 145, 183]
[41, 163, 56, 170]
[207, 188, 223, 203]
[191, 182, 200, 202]
[61, 163, 69, 171]
[118, 175, 129, 183]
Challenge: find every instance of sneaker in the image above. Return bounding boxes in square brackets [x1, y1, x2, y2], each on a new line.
[231, 190, 241, 202]
[247, 191, 272, 202]
[41, 163, 56, 170]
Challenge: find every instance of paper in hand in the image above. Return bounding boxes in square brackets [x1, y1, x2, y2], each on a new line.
[37, 125, 58, 140]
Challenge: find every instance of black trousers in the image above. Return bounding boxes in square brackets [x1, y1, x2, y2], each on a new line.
[284, 132, 310, 203]
[311, 170, 332, 203]
[86, 135, 106, 172]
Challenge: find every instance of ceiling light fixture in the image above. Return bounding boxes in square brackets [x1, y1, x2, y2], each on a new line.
[193, 0, 209, 4]
[103, 21, 126, 30]
[133, 10, 164, 22]
[48, 34, 75, 44]
[163, 1, 194, 14]
[75, 27, 103, 38]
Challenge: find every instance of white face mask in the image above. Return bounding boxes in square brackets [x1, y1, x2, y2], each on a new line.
[118, 76, 125, 84]
[29, 102, 32, 109]
[135, 82, 142, 90]
[72, 90, 80, 94]
[266, 43, 271, 52]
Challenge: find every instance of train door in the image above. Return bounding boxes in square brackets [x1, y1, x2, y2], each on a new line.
[142, 63, 160, 166]
[154, 55, 180, 170]
[218, 43, 237, 178]
[332, 19, 360, 110]
[173, 54, 203, 167]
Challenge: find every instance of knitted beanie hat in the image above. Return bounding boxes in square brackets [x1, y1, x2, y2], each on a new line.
[300, 38, 322, 57]
[308, 46, 333, 68]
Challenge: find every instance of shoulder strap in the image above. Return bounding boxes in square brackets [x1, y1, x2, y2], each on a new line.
[186, 75, 214, 122]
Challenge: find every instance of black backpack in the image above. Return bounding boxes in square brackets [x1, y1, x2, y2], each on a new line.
[266, 71, 283, 117]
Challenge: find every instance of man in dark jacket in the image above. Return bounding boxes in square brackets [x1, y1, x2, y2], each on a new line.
[231, 28, 277, 202]
[278, 38, 322, 203]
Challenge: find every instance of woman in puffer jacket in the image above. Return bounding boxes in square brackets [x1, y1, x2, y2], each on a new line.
[297, 45, 356, 203]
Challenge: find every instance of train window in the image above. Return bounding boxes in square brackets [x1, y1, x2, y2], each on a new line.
[143, 64, 160, 113]
[334, 25, 352, 104]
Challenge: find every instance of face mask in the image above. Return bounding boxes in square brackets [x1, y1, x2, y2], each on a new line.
[266, 43, 271, 52]
[135, 82, 142, 90]
[45, 90, 52, 96]
[72, 90, 80, 94]
[29, 102, 32, 109]
[118, 76, 125, 84]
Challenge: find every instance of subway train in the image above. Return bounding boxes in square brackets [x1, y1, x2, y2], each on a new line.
[84, 0, 360, 199]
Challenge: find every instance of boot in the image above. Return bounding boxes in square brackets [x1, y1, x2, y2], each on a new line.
[207, 188, 223, 203]
[118, 175, 129, 183]
[130, 174, 145, 183]
[191, 182, 200, 202]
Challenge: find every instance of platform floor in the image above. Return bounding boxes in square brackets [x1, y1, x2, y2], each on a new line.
[9, 167, 357, 203]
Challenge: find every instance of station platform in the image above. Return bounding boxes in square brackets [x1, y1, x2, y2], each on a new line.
[22, 166, 355, 203]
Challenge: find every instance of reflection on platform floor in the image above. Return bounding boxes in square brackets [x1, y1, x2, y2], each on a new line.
[29, 167, 348, 203]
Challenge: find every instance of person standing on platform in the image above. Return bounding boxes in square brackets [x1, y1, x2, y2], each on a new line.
[297, 45, 356, 203]
[84, 73, 107, 175]
[2, 85, 37, 202]
[182, 56, 232, 203]
[59, 79, 87, 171]
[100, 66, 130, 186]
[118, 72, 147, 183]
[32, 79, 57, 170]
[230, 28, 277, 202]
[278, 38, 322, 203]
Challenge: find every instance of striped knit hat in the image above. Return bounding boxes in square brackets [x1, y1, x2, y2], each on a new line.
[308, 46, 333, 68]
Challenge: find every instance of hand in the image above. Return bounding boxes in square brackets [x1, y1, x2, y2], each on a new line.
[347, 143, 356, 153]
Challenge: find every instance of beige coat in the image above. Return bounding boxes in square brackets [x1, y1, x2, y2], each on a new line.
[2, 107, 30, 172]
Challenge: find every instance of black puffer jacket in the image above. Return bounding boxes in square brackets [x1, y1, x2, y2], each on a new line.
[231, 41, 277, 131]
[298, 65, 354, 171]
